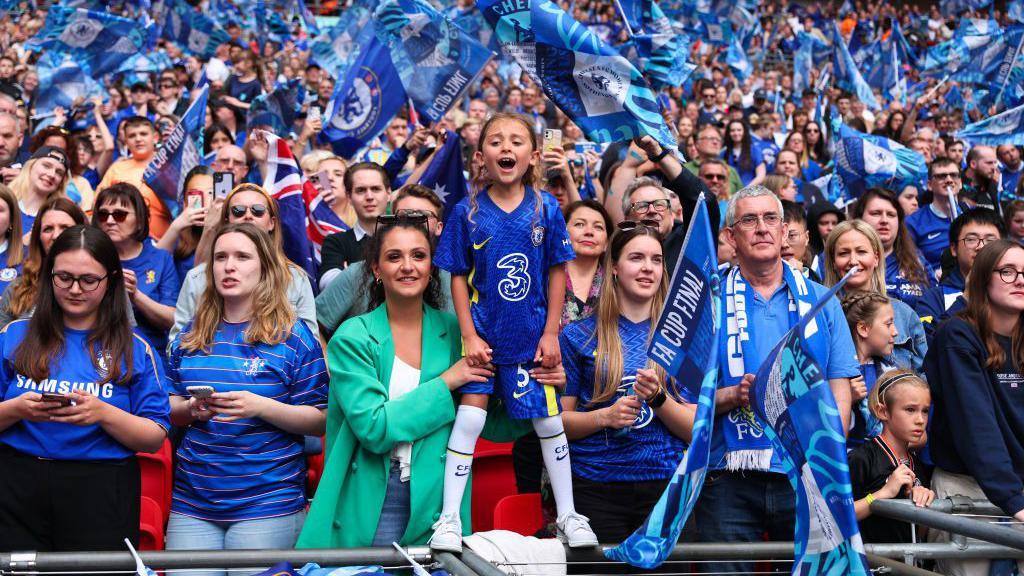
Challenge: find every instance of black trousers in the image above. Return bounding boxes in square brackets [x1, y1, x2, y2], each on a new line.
[0, 445, 140, 552]
[572, 474, 670, 544]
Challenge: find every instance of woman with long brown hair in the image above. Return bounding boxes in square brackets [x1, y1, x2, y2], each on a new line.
[0, 184, 24, 295]
[559, 223, 695, 542]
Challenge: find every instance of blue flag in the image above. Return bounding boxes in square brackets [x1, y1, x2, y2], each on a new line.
[604, 195, 720, 569]
[298, 0, 321, 35]
[248, 80, 306, 137]
[1012, 0, 1024, 23]
[941, 0, 993, 16]
[831, 22, 880, 110]
[697, 12, 733, 45]
[375, 0, 494, 124]
[834, 124, 927, 199]
[143, 85, 208, 215]
[29, 6, 151, 77]
[319, 20, 406, 159]
[792, 33, 818, 96]
[478, 0, 676, 150]
[750, 270, 869, 575]
[309, 1, 375, 78]
[34, 59, 107, 114]
[163, 2, 231, 59]
[626, 32, 695, 89]
[956, 101, 1024, 145]
[418, 130, 468, 221]
[726, 38, 753, 82]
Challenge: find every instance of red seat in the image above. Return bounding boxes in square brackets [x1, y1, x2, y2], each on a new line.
[138, 439, 173, 523]
[493, 493, 543, 536]
[306, 436, 326, 497]
[471, 441, 516, 533]
[139, 496, 164, 550]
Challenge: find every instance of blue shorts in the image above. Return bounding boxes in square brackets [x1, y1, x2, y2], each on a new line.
[460, 362, 561, 420]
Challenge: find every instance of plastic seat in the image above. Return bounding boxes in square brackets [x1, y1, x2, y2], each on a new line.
[471, 441, 516, 532]
[492, 493, 543, 536]
[138, 439, 173, 523]
[139, 496, 164, 551]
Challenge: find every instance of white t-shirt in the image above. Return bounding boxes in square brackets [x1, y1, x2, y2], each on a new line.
[389, 356, 421, 481]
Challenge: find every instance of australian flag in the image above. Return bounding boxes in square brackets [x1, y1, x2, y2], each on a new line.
[375, 0, 494, 124]
[477, 0, 676, 150]
[29, 6, 151, 77]
[750, 269, 869, 575]
[605, 194, 720, 569]
[834, 124, 927, 199]
[143, 85, 208, 216]
[262, 131, 347, 277]
[320, 20, 406, 159]
[418, 130, 467, 221]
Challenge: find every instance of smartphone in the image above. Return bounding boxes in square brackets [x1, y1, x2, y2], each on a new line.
[542, 128, 562, 153]
[313, 169, 331, 193]
[40, 392, 73, 406]
[308, 105, 321, 123]
[185, 189, 205, 210]
[186, 386, 215, 399]
[213, 172, 234, 200]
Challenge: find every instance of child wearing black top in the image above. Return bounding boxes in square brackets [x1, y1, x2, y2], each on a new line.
[848, 369, 935, 544]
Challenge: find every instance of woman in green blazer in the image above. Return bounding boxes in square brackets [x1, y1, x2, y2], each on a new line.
[297, 208, 537, 548]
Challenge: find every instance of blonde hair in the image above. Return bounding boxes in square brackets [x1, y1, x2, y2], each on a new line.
[841, 291, 892, 352]
[180, 223, 296, 352]
[0, 184, 23, 267]
[9, 157, 69, 203]
[299, 150, 346, 175]
[824, 219, 887, 294]
[763, 174, 792, 198]
[868, 368, 929, 419]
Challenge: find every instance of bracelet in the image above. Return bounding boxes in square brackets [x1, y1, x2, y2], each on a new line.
[649, 147, 670, 163]
[865, 492, 876, 505]
[648, 389, 668, 409]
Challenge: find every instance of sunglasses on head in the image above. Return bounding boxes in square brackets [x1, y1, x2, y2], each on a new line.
[230, 204, 269, 218]
[97, 209, 130, 223]
[375, 212, 430, 234]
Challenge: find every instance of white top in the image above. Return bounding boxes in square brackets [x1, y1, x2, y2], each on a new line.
[389, 355, 421, 482]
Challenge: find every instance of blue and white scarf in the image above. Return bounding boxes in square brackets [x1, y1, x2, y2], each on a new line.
[719, 263, 829, 471]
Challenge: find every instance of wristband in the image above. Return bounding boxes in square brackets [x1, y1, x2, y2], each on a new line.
[648, 389, 667, 409]
[649, 147, 670, 163]
[865, 492, 876, 505]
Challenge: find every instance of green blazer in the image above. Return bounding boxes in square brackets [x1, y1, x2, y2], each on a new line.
[296, 304, 525, 548]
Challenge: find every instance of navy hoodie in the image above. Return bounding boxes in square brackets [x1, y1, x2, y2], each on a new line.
[925, 317, 1024, 517]
[916, 268, 965, 344]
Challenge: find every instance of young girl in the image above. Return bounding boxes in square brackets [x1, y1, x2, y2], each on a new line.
[841, 292, 899, 447]
[1004, 199, 1024, 245]
[433, 113, 597, 551]
[848, 369, 935, 544]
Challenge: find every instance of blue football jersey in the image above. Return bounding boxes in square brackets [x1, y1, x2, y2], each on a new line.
[123, 241, 180, 361]
[168, 320, 328, 522]
[435, 188, 574, 364]
[561, 316, 688, 482]
[906, 204, 952, 271]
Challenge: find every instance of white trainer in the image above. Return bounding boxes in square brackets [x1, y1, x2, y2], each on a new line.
[556, 512, 599, 548]
[429, 513, 463, 553]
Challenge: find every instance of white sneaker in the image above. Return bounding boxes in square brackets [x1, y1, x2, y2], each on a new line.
[556, 512, 599, 548]
[429, 513, 463, 553]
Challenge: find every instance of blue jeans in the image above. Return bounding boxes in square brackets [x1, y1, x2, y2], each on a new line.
[694, 470, 795, 574]
[372, 461, 411, 546]
[165, 509, 306, 576]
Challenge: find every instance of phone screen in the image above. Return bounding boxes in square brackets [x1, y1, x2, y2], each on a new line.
[213, 172, 234, 200]
[309, 105, 321, 122]
[543, 129, 562, 153]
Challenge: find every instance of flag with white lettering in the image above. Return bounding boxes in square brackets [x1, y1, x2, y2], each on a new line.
[605, 194, 720, 568]
[143, 85, 208, 216]
[956, 101, 1024, 145]
[750, 268, 869, 575]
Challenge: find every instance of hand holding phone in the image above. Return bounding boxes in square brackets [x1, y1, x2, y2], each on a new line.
[543, 129, 562, 154]
[40, 392, 74, 407]
[213, 172, 234, 200]
[186, 386, 215, 399]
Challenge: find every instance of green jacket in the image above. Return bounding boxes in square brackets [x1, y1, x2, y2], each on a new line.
[296, 304, 525, 548]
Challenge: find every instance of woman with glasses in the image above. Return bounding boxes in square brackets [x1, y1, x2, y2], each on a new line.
[298, 213, 530, 548]
[723, 120, 766, 187]
[0, 198, 87, 326]
[169, 184, 316, 353]
[925, 239, 1024, 576]
[91, 184, 179, 363]
[0, 225, 169, 552]
[165, 224, 327, 564]
[559, 222, 695, 541]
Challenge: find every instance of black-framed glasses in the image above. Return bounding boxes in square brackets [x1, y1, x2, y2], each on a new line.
[52, 272, 107, 292]
[733, 212, 783, 230]
[996, 267, 1024, 284]
[97, 209, 130, 223]
[617, 219, 660, 232]
[629, 198, 670, 214]
[960, 235, 999, 249]
[375, 212, 429, 234]
[230, 204, 269, 218]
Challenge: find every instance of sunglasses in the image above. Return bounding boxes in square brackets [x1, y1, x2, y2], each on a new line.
[617, 219, 660, 232]
[375, 212, 429, 234]
[97, 209, 130, 223]
[230, 204, 269, 218]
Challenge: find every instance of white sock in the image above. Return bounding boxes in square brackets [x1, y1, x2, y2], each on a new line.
[533, 415, 576, 517]
[441, 405, 487, 517]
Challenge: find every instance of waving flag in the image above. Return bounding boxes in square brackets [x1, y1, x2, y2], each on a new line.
[626, 32, 695, 89]
[792, 33, 818, 96]
[298, 0, 321, 35]
[750, 269, 870, 575]
[956, 101, 1024, 145]
[29, 6, 151, 77]
[890, 19, 919, 68]
[940, 0, 993, 16]
[163, 2, 231, 59]
[34, 59, 107, 114]
[697, 13, 733, 45]
[417, 130, 467, 220]
[834, 124, 927, 199]
[248, 80, 306, 137]
[831, 23, 880, 110]
[605, 195, 721, 569]
[309, 1, 375, 78]
[1012, 0, 1024, 23]
[262, 131, 347, 277]
[478, 0, 676, 150]
[726, 38, 752, 82]
[994, 28, 1024, 109]
[375, 0, 494, 124]
[143, 85, 208, 216]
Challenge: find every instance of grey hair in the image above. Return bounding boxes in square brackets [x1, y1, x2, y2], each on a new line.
[724, 184, 784, 227]
[622, 176, 670, 216]
[0, 112, 21, 135]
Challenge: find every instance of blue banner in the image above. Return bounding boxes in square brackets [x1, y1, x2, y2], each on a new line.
[956, 101, 1024, 145]
[726, 38, 752, 82]
[143, 85, 209, 215]
[750, 270, 870, 575]
[831, 22, 880, 110]
[604, 195, 721, 568]
[29, 6, 152, 77]
[34, 59, 108, 114]
[309, 1, 376, 78]
[248, 80, 307, 137]
[375, 0, 494, 124]
[834, 124, 927, 199]
[477, 0, 676, 150]
[626, 32, 695, 89]
[163, 1, 232, 59]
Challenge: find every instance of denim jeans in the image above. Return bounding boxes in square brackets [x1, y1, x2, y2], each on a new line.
[372, 460, 411, 546]
[165, 509, 306, 576]
[694, 470, 795, 574]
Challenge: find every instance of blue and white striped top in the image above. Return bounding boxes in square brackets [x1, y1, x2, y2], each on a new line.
[168, 319, 328, 522]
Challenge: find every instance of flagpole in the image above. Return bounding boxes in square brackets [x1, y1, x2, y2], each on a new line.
[612, 0, 636, 38]
[921, 73, 952, 104]
[995, 31, 1024, 112]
